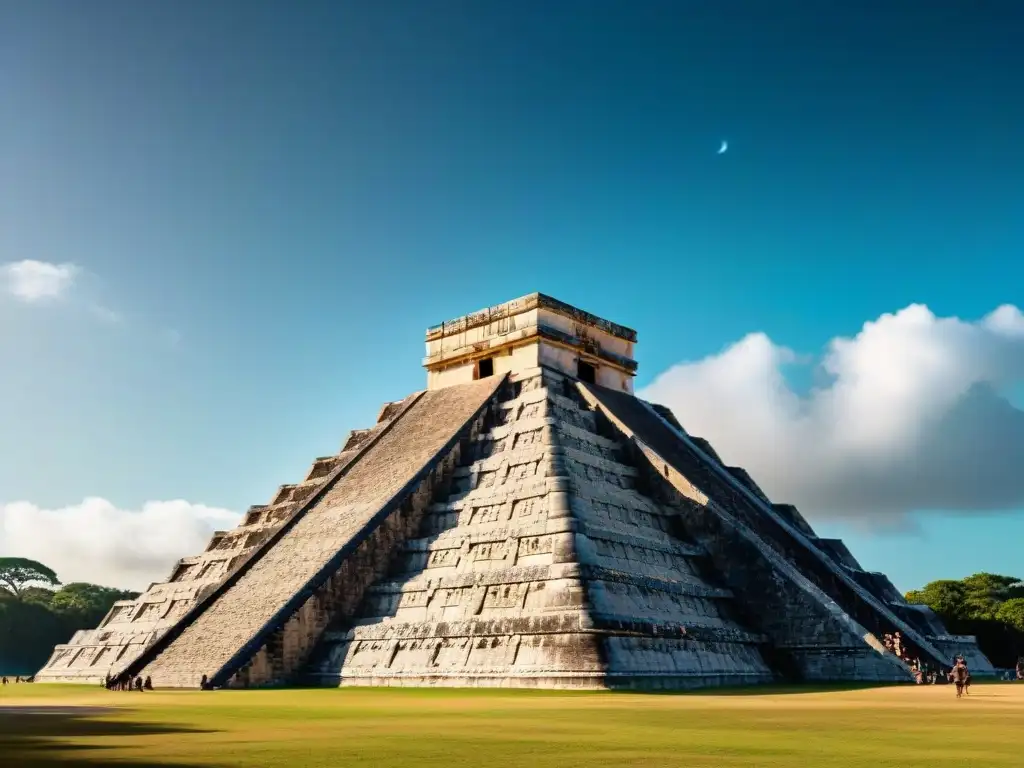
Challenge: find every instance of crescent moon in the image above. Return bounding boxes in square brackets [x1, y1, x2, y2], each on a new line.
[717, 140, 728, 154]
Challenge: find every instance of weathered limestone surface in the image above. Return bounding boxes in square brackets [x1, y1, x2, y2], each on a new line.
[576, 382, 988, 680]
[35, 494, 298, 683]
[306, 368, 775, 689]
[36, 396, 422, 684]
[125, 376, 505, 688]
[39, 292, 994, 688]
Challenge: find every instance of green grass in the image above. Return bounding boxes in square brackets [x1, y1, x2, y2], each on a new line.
[2, 682, 1022, 767]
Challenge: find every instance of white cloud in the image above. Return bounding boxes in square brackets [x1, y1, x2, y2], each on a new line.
[640, 303, 1024, 523]
[983, 304, 1024, 337]
[1, 260, 78, 303]
[0, 498, 240, 591]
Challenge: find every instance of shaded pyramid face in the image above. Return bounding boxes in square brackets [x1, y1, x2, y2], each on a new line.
[306, 367, 774, 688]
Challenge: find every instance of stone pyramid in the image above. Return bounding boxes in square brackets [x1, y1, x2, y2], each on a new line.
[38, 293, 994, 689]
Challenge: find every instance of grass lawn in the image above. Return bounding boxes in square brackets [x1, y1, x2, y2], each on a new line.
[1, 682, 1021, 767]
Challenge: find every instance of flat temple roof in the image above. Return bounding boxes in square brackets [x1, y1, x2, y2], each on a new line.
[425, 292, 637, 343]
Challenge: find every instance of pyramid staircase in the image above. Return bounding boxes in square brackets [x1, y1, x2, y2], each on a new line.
[119, 375, 506, 688]
[304, 367, 776, 688]
[41, 292, 993, 688]
[303, 367, 960, 688]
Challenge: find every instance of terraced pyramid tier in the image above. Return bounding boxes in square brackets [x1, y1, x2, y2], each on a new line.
[130, 376, 505, 689]
[305, 368, 776, 689]
[39, 292, 993, 688]
[35, 392, 426, 685]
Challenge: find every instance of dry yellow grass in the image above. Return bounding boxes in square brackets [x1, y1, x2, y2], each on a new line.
[2, 682, 1021, 767]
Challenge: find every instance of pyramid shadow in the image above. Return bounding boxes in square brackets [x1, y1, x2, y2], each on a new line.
[0, 709, 220, 768]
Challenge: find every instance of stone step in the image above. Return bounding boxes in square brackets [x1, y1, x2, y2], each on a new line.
[363, 562, 732, 602]
[322, 610, 764, 645]
[129, 377, 506, 689]
[578, 383, 931, 680]
[398, 516, 703, 558]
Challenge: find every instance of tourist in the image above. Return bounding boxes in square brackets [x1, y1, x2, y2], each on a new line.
[949, 658, 969, 698]
[1, 676, 7, 686]
[135, 676, 144, 692]
[200, 674, 210, 691]
[144, 676, 153, 690]
[1016, 657, 1024, 681]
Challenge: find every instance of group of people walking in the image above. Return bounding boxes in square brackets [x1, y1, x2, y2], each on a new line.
[10, 652, 1023, 696]
[104, 672, 152, 691]
[910, 662, 941, 684]
[0, 675, 32, 685]
[883, 631, 909, 662]
[943, 655, 1024, 694]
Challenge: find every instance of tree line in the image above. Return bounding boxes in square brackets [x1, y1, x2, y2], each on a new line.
[2, 556, 1022, 676]
[905, 572, 1024, 668]
[0, 557, 138, 676]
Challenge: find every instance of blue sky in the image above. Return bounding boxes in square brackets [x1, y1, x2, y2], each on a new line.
[1, 1, 1022, 591]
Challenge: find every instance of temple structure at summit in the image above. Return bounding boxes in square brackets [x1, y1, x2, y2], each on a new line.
[37, 293, 994, 688]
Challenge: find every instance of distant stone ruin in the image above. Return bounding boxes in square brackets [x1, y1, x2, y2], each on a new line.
[36, 293, 994, 688]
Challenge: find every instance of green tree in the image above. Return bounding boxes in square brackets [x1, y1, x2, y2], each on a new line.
[0, 578, 140, 676]
[961, 573, 1019, 595]
[905, 580, 968, 619]
[906, 572, 1024, 668]
[0, 598, 66, 676]
[0, 557, 60, 599]
[19, 587, 57, 607]
[960, 573, 1020, 619]
[49, 583, 138, 625]
[996, 599, 1024, 634]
